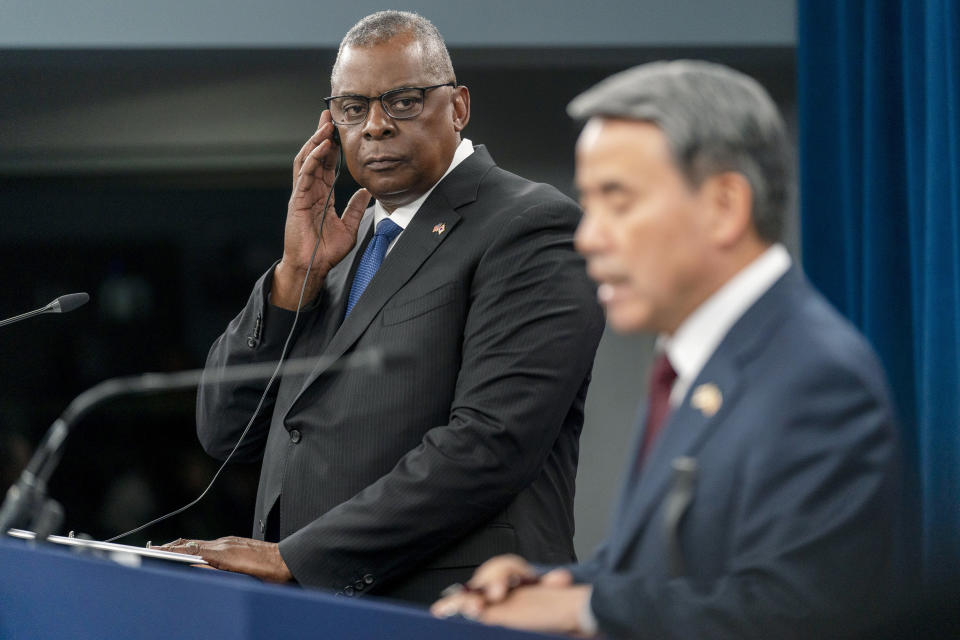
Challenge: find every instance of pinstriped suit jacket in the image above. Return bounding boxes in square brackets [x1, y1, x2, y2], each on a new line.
[197, 146, 605, 601]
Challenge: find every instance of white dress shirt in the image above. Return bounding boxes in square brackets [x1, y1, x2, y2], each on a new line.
[660, 243, 792, 406]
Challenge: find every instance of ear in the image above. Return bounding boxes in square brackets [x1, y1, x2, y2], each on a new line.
[702, 172, 755, 248]
[451, 85, 470, 132]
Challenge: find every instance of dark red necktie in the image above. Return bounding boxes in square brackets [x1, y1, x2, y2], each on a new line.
[639, 352, 677, 465]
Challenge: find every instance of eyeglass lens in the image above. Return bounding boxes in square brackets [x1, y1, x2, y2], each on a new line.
[331, 88, 425, 124]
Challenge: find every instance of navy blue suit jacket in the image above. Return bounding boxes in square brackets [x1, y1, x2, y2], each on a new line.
[570, 266, 901, 639]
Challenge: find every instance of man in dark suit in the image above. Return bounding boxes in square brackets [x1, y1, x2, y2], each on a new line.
[158, 11, 603, 603]
[432, 61, 901, 638]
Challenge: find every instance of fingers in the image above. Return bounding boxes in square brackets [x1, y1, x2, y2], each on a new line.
[293, 119, 338, 183]
[339, 188, 372, 235]
[467, 554, 536, 603]
[318, 108, 332, 129]
[296, 139, 334, 192]
[155, 538, 205, 557]
[434, 554, 538, 621]
[539, 568, 574, 587]
[159, 537, 232, 570]
[297, 118, 335, 160]
[431, 591, 486, 620]
[293, 129, 321, 180]
[152, 537, 185, 550]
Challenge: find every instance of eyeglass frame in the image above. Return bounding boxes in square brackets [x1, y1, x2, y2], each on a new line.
[323, 82, 458, 126]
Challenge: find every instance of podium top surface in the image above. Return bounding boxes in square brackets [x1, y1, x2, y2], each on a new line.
[0, 538, 562, 640]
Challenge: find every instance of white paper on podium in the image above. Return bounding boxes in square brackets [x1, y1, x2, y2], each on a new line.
[6, 528, 208, 565]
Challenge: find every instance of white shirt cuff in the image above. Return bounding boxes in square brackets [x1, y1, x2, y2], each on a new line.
[578, 586, 599, 635]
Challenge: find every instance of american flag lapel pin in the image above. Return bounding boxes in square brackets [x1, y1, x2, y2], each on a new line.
[432, 222, 446, 235]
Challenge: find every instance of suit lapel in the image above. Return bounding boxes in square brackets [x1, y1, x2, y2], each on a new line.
[289, 146, 494, 399]
[318, 197, 462, 368]
[609, 356, 743, 565]
[607, 267, 802, 567]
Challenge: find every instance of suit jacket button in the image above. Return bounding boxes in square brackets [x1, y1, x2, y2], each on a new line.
[344, 586, 355, 597]
[290, 429, 301, 444]
[363, 574, 374, 585]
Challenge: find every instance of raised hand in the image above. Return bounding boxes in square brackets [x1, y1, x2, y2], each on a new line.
[273, 111, 371, 310]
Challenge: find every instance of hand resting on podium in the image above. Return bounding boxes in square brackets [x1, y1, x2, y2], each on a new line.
[155, 536, 293, 583]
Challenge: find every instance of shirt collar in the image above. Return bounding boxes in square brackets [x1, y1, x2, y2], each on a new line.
[373, 138, 474, 231]
[659, 243, 792, 405]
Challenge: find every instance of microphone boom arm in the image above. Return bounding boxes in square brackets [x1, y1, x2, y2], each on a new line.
[0, 349, 387, 538]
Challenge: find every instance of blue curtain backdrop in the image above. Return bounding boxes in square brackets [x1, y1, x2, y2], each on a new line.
[797, 0, 960, 585]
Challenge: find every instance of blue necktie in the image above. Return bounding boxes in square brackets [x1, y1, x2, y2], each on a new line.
[345, 217, 403, 317]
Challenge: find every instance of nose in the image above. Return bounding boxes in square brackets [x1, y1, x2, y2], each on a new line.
[362, 99, 396, 139]
[574, 208, 606, 257]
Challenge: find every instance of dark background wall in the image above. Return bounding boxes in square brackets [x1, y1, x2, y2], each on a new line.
[0, 2, 796, 559]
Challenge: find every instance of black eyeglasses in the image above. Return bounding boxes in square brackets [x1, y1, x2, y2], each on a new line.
[323, 82, 456, 126]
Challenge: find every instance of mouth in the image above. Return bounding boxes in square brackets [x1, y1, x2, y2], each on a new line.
[597, 283, 620, 305]
[588, 270, 630, 305]
[364, 155, 405, 171]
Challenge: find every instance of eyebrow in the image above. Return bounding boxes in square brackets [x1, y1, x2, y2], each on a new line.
[580, 181, 631, 197]
[330, 83, 426, 98]
[598, 181, 630, 194]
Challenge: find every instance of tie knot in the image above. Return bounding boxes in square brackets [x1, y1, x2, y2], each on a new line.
[375, 218, 403, 240]
[651, 352, 677, 390]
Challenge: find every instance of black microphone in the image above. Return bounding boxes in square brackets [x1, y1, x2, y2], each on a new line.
[0, 293, 90, 328]
[0, 348, 403, 539]
[664, 457, 698, 579]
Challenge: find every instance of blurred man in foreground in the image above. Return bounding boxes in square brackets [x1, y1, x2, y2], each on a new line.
[432, 60, 901, 638]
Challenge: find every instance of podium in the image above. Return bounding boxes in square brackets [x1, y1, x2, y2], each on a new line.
[0, 538, 559, 639]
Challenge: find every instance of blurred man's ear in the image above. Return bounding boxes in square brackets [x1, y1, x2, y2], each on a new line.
[703, 171, 756, 249]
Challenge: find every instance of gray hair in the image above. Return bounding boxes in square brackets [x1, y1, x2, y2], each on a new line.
[568, 60, 791, 243]
[331, 11, 456, 89]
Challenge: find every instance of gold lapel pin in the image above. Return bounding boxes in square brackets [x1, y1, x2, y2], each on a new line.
[432, 222, 446, 235]
[691, 383, 722, 417]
